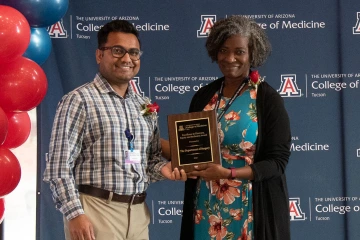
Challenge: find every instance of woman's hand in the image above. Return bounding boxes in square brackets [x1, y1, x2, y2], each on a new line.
[187, 163, 230, 181]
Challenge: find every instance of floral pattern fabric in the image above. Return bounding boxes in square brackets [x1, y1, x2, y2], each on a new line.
[194, 87, 258, 240]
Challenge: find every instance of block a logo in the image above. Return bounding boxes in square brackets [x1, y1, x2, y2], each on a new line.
[278, 74, 302, 97]
[130, 77, 144, 97]
[289, 198, 306, 221]
[47, 19, 68, 38]
[353, 12, 360, 34]
[197, 15, 216, 38]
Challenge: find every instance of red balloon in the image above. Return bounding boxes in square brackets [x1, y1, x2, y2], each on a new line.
[2, 112, 31, 149]
[0, 107, 8, 145]
[0, 6, 31, 63]
[0, 147, 21, 198]
[0, 198, 4, 224]
[0, 57, 48, 112]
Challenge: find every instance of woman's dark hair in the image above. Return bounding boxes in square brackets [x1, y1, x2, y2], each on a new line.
[206, 15, 271, 67]
[97, 20, 140, 48]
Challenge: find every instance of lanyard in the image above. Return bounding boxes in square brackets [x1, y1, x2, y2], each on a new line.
[214, 77, 249, 122]
[121, 99, 135, 151]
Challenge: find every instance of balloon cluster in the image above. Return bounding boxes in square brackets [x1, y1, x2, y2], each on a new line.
[0, 0, 69, 224]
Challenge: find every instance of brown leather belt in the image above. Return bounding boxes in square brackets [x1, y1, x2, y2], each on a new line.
[78, 185, 146, 204]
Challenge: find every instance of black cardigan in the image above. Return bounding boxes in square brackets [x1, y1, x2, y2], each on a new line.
[180, 78, 291, 240]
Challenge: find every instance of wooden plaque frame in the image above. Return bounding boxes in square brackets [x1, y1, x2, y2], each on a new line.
[167, 110, 221, 172]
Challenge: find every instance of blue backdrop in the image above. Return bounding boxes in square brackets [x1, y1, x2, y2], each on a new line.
[36, 1, 360, 239]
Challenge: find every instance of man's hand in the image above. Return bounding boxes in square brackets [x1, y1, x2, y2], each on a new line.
[161, 161, 187, 181]
[160, 138, 171, 160]
[68, 214, 95, 240]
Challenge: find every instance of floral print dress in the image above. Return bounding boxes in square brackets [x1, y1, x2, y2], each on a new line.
[193, 87, 258, 240]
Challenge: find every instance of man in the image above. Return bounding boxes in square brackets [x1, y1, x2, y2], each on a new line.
[43, 20, 186, 240]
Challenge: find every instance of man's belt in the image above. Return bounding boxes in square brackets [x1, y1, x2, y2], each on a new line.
[78, 185, 146, 204]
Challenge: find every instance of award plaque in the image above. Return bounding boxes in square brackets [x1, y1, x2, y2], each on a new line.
[167, 110, 221, 172]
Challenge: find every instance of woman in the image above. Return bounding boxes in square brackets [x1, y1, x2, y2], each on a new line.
[180, 15, 291, 240]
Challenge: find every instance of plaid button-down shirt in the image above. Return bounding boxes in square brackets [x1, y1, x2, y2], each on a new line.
[43, 73, 166, 220]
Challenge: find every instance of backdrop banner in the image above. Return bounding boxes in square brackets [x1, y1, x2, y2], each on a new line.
[37, 1, 360, 239]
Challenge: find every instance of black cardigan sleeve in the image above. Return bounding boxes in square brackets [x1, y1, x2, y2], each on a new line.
[250, 82, 291, 181]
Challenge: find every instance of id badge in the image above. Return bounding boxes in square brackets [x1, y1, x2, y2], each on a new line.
[124, 150, 141, 164]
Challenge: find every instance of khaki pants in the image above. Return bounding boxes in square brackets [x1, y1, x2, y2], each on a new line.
[64, 194, 150, 240]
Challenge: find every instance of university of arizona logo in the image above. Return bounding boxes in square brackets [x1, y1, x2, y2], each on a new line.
[197, 15, 216, 38]
[130, 77, 144, 97]
[289, 198, 306, 221]
[353, 12, 360, 34]
[47, 20, 68, 38]
[278, 74, 302, 97]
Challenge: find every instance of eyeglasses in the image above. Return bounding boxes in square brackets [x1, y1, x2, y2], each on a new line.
[99, 45, 143, 61]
